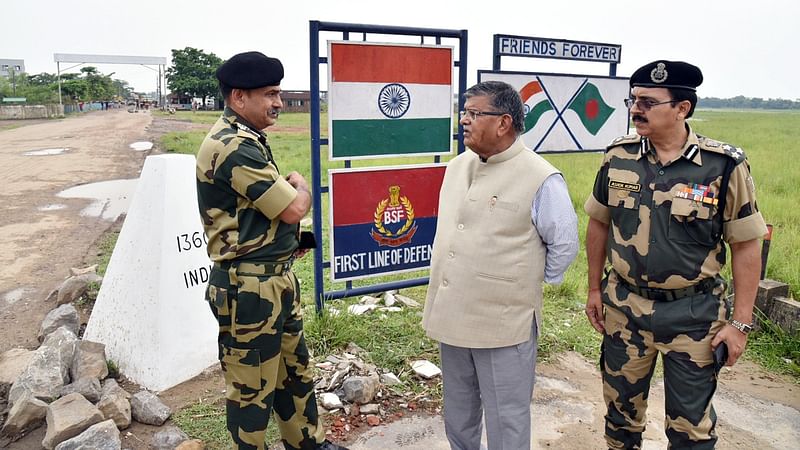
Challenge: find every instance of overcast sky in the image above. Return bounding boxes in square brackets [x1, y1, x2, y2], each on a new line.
[3, 0, 798, 99]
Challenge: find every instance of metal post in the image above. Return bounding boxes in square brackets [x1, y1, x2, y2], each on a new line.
[309, 20, 325, 313]
[760, 224, 773, 280]
[458, 29, 468, 155]
[57, 62, 62, 107]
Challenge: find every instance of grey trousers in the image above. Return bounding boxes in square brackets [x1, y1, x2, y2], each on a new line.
[440, 321, 538, 450]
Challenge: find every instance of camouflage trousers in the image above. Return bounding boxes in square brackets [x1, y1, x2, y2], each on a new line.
[601, 271, 729, 450]
[207, 262, 325, 450]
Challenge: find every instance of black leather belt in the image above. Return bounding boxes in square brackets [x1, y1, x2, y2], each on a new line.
[616, 274, 716, 301]
[214, 259, 294, 276]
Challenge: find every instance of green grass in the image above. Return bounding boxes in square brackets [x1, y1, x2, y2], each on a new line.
[151, 109, 799, 445]
[172, 399, 282, 449]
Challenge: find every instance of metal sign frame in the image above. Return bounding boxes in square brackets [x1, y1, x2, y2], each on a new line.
[309, 20, 468, 312]
[53, 53, 167, 108]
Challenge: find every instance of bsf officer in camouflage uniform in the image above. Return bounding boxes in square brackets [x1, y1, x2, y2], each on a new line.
[584, 60, 767, 449]
[196, 52, 347, 450]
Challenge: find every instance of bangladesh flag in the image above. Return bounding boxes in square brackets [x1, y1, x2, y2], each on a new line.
[520, 81, 553, 133]
[567, 82, 614, 135]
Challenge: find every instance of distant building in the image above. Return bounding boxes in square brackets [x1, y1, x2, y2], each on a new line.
[0, 59, 25, 78]
[282, 90, 311, 113]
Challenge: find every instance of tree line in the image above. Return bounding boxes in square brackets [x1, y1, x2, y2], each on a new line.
[3, 47, 800, 111]
[0, 67, 133, 104]
[698, 96, 800, 110]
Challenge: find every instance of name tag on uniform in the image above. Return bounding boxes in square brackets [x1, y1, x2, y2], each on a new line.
[608, 180, 641, 193]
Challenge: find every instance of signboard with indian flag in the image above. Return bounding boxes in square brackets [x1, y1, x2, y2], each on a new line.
[479, 70, 629, 153]
[328, 41, 454, 160]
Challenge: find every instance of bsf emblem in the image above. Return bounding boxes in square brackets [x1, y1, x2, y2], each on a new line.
[371, 185, 417, 247]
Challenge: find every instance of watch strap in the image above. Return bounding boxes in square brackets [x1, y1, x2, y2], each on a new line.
[730, 319, 753, 334]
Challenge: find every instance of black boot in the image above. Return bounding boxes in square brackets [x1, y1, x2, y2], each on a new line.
[317, 440, 349, 450]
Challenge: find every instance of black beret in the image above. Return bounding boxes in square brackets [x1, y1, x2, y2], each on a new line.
[630, 60, 703, 91]
[216, 51, 284, 89]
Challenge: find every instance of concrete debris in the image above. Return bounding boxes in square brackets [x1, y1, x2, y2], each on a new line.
[411, 360, 442, 379]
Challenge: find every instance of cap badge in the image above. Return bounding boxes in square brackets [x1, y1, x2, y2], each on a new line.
[650, 63, 668, 84]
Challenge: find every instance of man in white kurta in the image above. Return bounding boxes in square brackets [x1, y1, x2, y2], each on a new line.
[423, 81, 579, 450]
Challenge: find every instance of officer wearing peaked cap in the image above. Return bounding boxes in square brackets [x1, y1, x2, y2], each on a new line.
[196, 52, 348, 450]
[584, 60, 767, 449]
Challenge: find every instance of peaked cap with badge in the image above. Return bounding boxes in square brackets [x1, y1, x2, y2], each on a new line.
[630, 60, 703, 91]
[216, 51, 284, 89]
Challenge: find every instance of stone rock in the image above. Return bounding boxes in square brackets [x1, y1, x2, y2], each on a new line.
[69, 265, 98, 277]
[56, 274, 102, 306]
[770, 297, 800, 334]
[320, 392, 343, 410]
[347, 304, 378, 315]
[0, 349, 35, 402]
[54, 419, 120, 450]
[151, 425, 189, 449]
[9, 332, 76, 405]
[393, 294, 420, 308]
[359, 295, 380, 305]
[366, 414, 381, 426]
[71, 341, 108, 381]
[39, 304, 80, 342]
[359, 403, 380, 415]
[42, 393, 104, 450]
[40, 327, 80, 387]
[101, 379, 131, 400]
[176, 439, 205, 450]
[755, 279, 790, 315]
[345, 342, 366, 355]
[342, 376, 380, 404]
[45, 289, 59, 303]
[380, 372, 402, 386]
[130, 391, 171, 426]
[97, 391, 131, 430]
[411, 360, 441, 379]
[60, 378, 102, 404]
[1, 389, 47, 439]
[383, 292, 397, 306]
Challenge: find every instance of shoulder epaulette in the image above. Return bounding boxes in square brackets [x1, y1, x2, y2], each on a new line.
[606, 133, 642, 151]
[696, 135, 747, 164]
[233, 122, 261, 141]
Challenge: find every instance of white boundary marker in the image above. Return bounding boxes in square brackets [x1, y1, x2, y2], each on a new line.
[84, 154, 217, 391]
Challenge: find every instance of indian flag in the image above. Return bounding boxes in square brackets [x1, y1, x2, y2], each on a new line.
[328, 42, 453, 159]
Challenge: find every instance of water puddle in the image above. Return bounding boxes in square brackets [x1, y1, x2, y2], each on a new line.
[57, 179, 139, 220]
[23, 148, 69, 156]
[38, 203, 68, 211]
[129, 141, 153, 151]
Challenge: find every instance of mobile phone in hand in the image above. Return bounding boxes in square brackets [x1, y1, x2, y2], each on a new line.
[713, 342, 728, 373]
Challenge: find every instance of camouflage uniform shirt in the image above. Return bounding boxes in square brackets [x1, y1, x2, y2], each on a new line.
[584, 125, 767, 289]
[196, 107, 299, 262]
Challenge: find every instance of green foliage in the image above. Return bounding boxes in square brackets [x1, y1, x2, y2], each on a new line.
[96, 231, 119, 276]
[106, 360, 120, 378]
[166, 47, 223, 103]
[700, 96, 800, 110]
[746, 310, 800, 378]
[173, 399, 280, 449]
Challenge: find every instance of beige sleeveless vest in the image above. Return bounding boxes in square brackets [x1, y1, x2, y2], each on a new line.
[423, 139, 558, 348]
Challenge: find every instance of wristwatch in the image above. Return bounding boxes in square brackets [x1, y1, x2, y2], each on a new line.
[729, 319, 753, 334]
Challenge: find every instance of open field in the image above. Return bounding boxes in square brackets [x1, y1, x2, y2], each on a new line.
[152, 109, 800, 448]
[158, 109, 800, 375]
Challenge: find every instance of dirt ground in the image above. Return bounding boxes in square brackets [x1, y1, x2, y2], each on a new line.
[0, 111, 797, 449]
